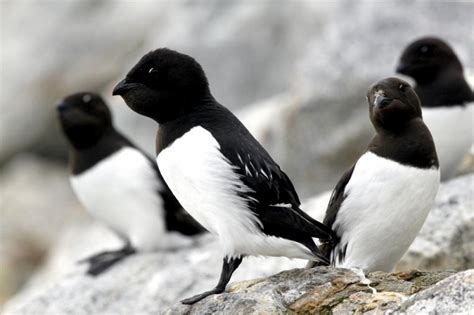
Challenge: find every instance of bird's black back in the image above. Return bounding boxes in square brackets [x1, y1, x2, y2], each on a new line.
[158, 100, 335, 247]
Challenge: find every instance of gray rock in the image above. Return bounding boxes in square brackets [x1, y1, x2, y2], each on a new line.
[2, 233, 307, 315]
[0, 155, 85, 303]
[5, 260, 462, 315]
[394, 269, 474, 315]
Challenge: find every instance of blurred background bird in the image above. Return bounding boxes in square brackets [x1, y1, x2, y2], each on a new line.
[396, 37, 474, 180]
[57, 92, 204, 276]
[1, 0, 472, 308]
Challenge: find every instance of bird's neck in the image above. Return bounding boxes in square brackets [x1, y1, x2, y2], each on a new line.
[155, 96, 218, 154]
[150, 90, 216, 123]
[369, 119, 438, 169]
[70, 128, 127, 175]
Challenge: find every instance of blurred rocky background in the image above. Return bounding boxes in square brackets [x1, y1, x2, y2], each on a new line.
[1, 0, 473, 312]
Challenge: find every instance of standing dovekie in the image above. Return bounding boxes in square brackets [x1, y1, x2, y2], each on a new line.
[397, 37, 474, 180]
[321, 78, 440, 273]
[57, 92, 204, 276]
[112, 48, 335, 304]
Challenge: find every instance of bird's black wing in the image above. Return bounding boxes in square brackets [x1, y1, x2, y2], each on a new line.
[320, 164, 355, 260]
[213, 106, 335, 244]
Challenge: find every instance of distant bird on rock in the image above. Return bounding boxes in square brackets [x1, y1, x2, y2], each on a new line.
[397, 37, 474, 180]
[57, 92, 204, 276]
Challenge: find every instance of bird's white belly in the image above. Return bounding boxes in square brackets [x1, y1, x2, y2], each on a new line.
[333, 152, 440, 272]
[423, 103, 473, 180]
[70, 148, 165, 251]
[157, 126, 313, 259]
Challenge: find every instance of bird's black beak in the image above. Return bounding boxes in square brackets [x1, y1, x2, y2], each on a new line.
[113, 79, 134, 96]
[374, 94, 393, 109]
[396, 62, 409, 74]
[56, 102, 68, 112]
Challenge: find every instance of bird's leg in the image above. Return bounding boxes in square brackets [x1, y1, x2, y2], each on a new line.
[78, 242, 136, 276]
[78, 240, 133, 264]
[181, 256, 243, 305]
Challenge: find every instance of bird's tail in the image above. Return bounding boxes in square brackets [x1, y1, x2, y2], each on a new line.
[293, 206, 337, 242]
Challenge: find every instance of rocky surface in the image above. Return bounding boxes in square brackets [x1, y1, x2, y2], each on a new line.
[394, 269, 474, 314]
[166, 269, 462, 315]
[2, 173, 473, 314]
[0, 155, 85, 304]
[1, 233, 307, 315]
[5, 260, 468, 315]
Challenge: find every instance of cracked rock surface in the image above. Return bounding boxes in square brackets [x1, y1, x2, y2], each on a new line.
[167, 268, 460, 314]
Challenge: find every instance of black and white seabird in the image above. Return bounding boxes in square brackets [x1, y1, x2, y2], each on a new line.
[112, 48, 335, 304]
[57, 92, 204, 276]
[320, 78, 440, 273]
[397, 37, 474, 180]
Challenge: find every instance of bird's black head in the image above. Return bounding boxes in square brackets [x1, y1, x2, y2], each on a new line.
[396, 37, 462, 84]
[57, 92, 112, 150]
[112, 48, 211, 124]
[367, 78, 422, 133]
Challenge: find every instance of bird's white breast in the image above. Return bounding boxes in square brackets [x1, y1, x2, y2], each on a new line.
[332, 152, 440, 272]
[422, 102, 473, 180]
[70, 147, 165, 251]
[157, 126, 313, 259]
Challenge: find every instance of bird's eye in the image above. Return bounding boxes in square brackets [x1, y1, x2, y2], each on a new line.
[82, 94, 92, 103]
[420, 45, 429, 54]
[148, 67, 155, 74]
[398, 83, 407, 92]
